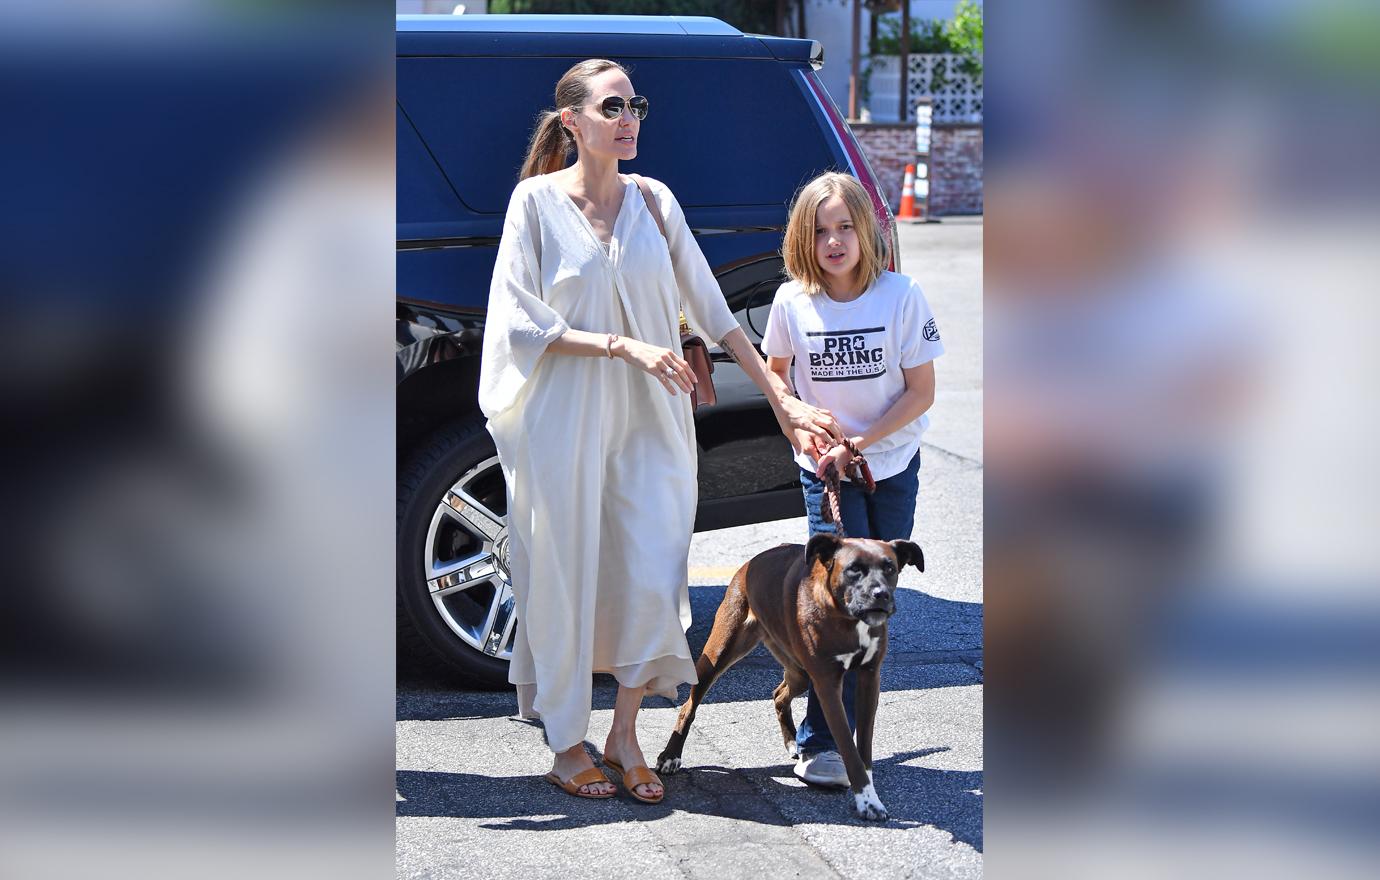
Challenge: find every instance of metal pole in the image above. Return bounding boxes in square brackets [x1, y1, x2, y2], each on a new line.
[899, 0, 910, 121]
[849, 0, 861, 119]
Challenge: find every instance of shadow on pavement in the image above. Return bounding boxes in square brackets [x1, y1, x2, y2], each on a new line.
[396, 663, 981, 722]
[397, 586, 983, 721]
[396, 747, 982, 850]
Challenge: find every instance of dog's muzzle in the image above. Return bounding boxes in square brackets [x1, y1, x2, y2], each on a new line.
[849, 600, 894, 627]
[859, 608, 892, 627]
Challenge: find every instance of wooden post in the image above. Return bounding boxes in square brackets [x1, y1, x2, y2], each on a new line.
[899, 0, 910, 122]
[797, 0, 806, 40]
[849, 0, 861, 119]
[776, 0, 787, 36]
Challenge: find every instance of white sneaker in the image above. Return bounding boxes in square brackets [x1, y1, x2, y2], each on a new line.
[794, 750, 849, 787]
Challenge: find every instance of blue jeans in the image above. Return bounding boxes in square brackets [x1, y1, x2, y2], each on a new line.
[795, 451, 921, 756]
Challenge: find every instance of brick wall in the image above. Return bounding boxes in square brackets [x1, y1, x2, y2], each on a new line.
[851, 122, 983, 217]
[931, 124, 983, 216]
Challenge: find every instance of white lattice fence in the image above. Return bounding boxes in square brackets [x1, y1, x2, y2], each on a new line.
[865, 53, 982, 123]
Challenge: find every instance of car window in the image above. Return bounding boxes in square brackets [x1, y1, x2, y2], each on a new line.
[398, 56, 835, 214]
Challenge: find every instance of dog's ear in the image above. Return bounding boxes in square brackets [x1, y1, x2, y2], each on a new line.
[890, 540, 924, 573]
[806, 533, 843, 569]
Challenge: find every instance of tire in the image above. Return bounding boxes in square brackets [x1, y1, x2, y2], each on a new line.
[397, 414, 515, 689]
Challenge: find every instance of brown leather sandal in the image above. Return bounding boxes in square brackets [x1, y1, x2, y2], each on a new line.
[603, 758, 665, 804]
[543, 766, 615, 799]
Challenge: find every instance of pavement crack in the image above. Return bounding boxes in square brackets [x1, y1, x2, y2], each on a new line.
[918, 440, 983, 469]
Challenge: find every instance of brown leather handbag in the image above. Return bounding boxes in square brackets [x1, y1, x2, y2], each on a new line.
[630, 174, 717, 409]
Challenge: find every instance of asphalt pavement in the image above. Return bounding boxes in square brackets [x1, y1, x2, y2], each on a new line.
[397, 216, 983, 879]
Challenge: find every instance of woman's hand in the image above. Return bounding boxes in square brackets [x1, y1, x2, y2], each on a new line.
[778, 396, 843, 446]
[790, 427, 832, 460]
[614, 337, 697, 396]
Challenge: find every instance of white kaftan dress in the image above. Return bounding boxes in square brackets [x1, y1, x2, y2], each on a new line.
[478, 173, 740, 752]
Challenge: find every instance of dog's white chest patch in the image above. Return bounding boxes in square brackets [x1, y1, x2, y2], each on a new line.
[856, 621, 880, 666]
[836, 622, 881, 670]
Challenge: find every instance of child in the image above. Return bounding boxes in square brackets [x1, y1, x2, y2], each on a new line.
[761, 171, 944, 787]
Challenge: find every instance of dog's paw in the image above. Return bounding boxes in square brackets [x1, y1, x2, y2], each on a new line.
[656, 755, 682, 775]
[786, 742, 799, 760]
[850, 783, 889, 822]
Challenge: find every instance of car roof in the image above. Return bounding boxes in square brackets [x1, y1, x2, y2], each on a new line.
[396, 14, 743, 37]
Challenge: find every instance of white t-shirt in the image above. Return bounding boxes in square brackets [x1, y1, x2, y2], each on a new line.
[761, 270, 945, 481]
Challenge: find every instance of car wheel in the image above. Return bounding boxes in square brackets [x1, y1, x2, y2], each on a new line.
[397, 415, 515, 688]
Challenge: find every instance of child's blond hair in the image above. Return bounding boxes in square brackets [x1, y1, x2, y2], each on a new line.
[781, 172, 890, 295]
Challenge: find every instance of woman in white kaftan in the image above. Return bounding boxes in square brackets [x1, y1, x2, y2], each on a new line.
[482, 170, 739, 741]
[477, 59, 839, 802]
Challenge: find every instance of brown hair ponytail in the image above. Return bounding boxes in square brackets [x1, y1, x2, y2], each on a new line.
[520, 110, 572, 180]
[519, 58, 629, 181]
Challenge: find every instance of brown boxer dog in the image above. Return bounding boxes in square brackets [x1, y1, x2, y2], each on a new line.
[656, 533, 924, 820]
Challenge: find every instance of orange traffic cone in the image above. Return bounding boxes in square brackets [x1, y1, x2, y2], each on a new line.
[896, 163, 924, 223]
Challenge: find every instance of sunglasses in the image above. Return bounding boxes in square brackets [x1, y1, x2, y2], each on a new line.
[589, 95, 649, 120]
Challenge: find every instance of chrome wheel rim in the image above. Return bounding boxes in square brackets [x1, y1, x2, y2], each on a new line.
[423, 455, 515, 661]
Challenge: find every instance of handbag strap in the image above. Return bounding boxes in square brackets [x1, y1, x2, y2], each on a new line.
[628, 173, 692, 336]
[628, 173, 668, 243]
